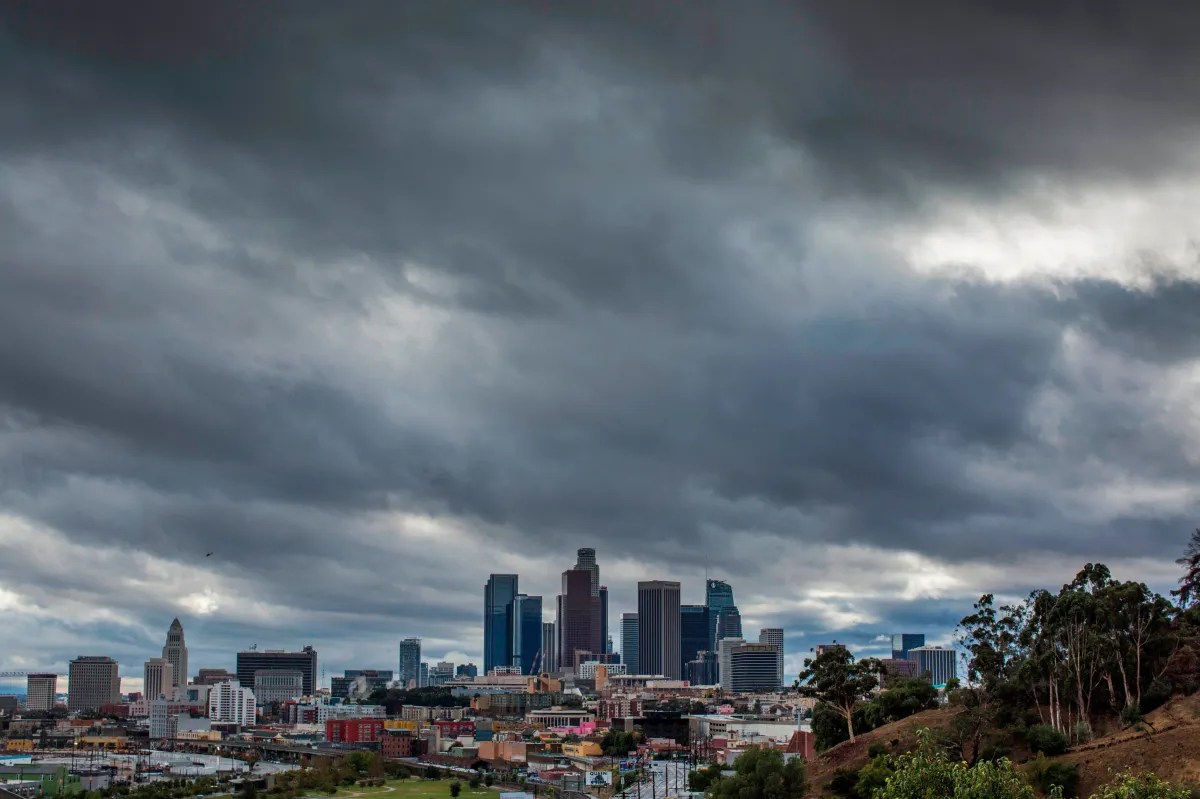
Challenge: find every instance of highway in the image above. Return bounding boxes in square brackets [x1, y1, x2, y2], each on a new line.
[617, 761, 692, 799]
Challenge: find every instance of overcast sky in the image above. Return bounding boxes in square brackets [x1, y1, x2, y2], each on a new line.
[3, 1, 1199, 692]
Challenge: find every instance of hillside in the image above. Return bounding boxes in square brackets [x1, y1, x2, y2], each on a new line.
[803, 693, 1200, 797]
[1058, 692, 1200, 795]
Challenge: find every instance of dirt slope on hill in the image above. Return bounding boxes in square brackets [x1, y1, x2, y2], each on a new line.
[804, 706, 958, 796]
[803, 693, 1200, 797]
[1058, 692, 1200, 795]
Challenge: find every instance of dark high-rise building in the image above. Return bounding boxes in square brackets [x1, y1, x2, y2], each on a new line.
[680, 604, 711, 667]
[706, 579, 742, 644]
[485, 574, 519, 675]
[891, 633, 926, 660]
[638, 581, 682, 679]
[541, 622, 558, 673]
[236, 646, 317, 696]
[574, 548, 599, 596]
[599, 585, 609, 654]
[557, 567, 601, 673]
[729, 643, 780, 693]
[331, 669, 393, 699]
[398, 639, 421, 688]
[510, 594, 543, 674]
[685, 651, 719, 686]
[456, 663, 478, 678]
[716, 607, 743, 641]
[620, 613, 639, 674]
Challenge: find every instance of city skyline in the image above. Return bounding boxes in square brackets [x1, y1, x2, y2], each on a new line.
[2, 2, 1198, 694]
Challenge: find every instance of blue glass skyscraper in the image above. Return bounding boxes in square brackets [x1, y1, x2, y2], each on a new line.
[706, 579, 742, 645]
[510, 594, 543, 674]
[485, 574, 519, 675]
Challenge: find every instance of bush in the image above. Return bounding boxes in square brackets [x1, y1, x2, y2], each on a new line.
[1120, 703, 1144, 727]
[1087, 770, 1194, 799]
[449, 782, 462, 798]
[828, 769, 858, 797]
[468, 776, 481, 790]
[484, 776, 494, 787]
[1026, 724, 1070, 756]
[1142, 678, 1173, 714]
[1028, 754, 1080, 798]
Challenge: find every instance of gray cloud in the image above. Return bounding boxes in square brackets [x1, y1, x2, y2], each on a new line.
[2, 1, 1199, 680]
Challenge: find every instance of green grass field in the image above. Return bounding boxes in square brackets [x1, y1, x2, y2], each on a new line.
[304, 778, 498, 799]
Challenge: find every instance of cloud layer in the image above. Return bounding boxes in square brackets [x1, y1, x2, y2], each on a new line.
[2, 1, 1199, 685]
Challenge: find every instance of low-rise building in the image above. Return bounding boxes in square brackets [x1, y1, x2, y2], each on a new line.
[325, 719, 385, 744]
[526, 709, 595, 728]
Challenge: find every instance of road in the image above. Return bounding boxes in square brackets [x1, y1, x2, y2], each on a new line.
[617, 761, 692, 799]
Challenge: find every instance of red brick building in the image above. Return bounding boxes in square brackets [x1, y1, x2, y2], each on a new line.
[433, 720, 475, 738]
[381, 730, 424, 758]
[326, 718, 385, 744]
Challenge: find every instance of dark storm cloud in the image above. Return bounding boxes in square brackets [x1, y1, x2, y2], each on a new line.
[2, 1, 1200, 673]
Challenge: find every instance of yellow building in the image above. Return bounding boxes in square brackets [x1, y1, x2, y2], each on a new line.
[561, 741, 603, 757]
[80, 736, 125, 750]
[383, 719, 418, 730]
[4, 739, 35, 752]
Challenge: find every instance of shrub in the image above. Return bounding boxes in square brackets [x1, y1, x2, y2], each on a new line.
[1087, 770, 1194, 799]
[868, 742, 888, 758]
[1142, 678, 1173, 714]
[828, 769, 858, 797]
[1028, 754, 1080, 798]
[484, 776, 494, 787]
[1026, 724, 1070, 756]
[1120, 703, 1143, 727]
[468, 776, 481, 790]
[449, 782, 462, 798]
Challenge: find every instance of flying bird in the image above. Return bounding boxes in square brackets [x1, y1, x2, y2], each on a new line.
[206, 552, 213, 557]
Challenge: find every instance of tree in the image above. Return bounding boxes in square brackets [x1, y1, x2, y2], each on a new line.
[707, 747, 805, 799]
[1085, 771, 1193, 799]
[449, 782, 461, 798]
[798, 648, 880, 743]
[874, 732, 1036, 799]
[1173, 529, 1200, 609]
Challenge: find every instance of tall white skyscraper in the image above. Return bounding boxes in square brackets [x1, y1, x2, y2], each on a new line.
[718, 637, 745, 691]
[208, 681, 256, 725]
[758, 628, 785, 688]
[143, 658, 173, 700]
[162, 618, 188, 696]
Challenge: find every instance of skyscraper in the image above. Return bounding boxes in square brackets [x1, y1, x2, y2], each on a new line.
[485, 574, 519, 675]
[68, 656, 121, 712]
[729, 643, 780, 693]
[638, 581, 682, 679]
[907, 646, 957, 688]
[418, 662, 429, 688]
[162, 618, 188, 694]
[891, 633, 926, 660]
[510, 594, 543, 674]
[236, 646, 317, 696]
[599, 585, 609, 654]
[557, 567, 601, 671]
[143, 658, 173, 701]
[706, 579, 742, 645]
[541, 622, 558, 673]
[25, 674, 57, 712]
[717, 637, 745, 691]
[680, 605, 711, 667]
[208, 681, 256, 725]
[398, 638, 421, 688]
[574, 548, 599, 596]
[758, 628, 785, 688]
[620, 613, 639, 674]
